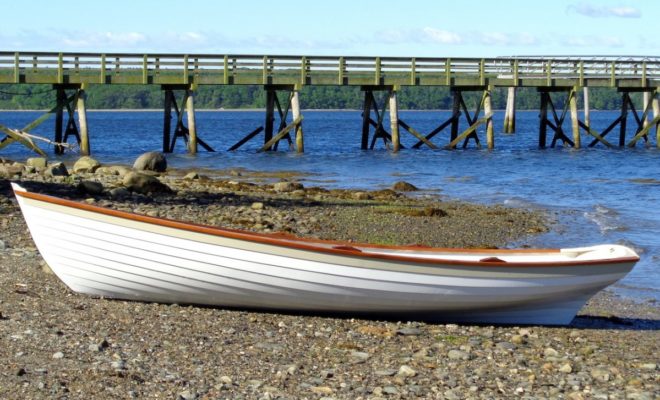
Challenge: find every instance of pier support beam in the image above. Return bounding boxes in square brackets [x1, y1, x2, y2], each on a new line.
[503, 87, 516, 134]
[484, 87, 494, 149]
[162, 85, 213, 154]
[654, 92, 660, 148]
[389, 90, 400, 152]
[537, 88, 575, 148]
[229, 85, 303, 152]
[291, 90, 304, 153]
[570, 87, 581, 148]
[583, 87, 590, 128]
[53, 84, 87, 155]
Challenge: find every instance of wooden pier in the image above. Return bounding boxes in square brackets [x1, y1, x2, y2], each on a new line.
[0, 52, 658, 154]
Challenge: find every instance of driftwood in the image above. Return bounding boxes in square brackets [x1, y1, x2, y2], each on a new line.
[0, 123, 77, 156]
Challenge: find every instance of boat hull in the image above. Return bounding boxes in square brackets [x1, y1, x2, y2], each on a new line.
[12, 184, 638, 325]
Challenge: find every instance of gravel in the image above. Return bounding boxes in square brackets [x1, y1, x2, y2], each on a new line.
[0, 161, 658, 399]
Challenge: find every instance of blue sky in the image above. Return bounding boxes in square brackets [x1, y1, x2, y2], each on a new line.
[2, 0, 656, 56]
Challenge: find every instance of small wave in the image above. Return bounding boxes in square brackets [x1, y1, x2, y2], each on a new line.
[583, 205, 629, 234]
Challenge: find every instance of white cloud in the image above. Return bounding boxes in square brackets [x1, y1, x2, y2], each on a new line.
[568, 3, 641, 18]
[422, 28, 462, 44]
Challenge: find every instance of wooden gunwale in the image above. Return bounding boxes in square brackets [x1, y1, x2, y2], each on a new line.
[15, 189, 640, 268]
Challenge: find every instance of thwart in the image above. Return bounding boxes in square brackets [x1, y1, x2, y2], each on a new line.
[12, 183, 639, 325]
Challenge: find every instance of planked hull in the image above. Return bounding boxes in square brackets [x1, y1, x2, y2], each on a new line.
[12, 183, 639, 325]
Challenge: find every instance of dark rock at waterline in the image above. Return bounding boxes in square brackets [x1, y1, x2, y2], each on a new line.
[133, 152, 167, 172]
[392, 181, 419, 192]
[273, 181, 304, 193]
[122, 171, 171, 194]
[44, 162, 69, 177]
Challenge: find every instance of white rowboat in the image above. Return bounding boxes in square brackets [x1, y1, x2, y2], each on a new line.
[12, 183, 639, 325]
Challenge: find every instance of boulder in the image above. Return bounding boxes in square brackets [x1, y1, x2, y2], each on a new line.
[133, 152, 167, 172]
[26, 157, 48, 168]
[44, 162, 69, 177]
[273, 181, 304, 193]
[73, 156, 101, 173]
[77, 180, 104, 195]
[96, 165, 132, 178]
[391, 181, 419, 192]
[123, 171, 171, 194]
[0, 164, 23, 178]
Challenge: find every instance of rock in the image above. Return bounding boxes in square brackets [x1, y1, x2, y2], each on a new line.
[392, 181, 419, 191]
[544, 347, 559, 357]
[559, 363, 573, 373]
[447, 349, 470, 360]
[350, 351, 370, 363]
[352, 191, 371, 200]
[52, 352, 64, 359]
[496, 341, 517, 351]
[26, 157, 47, 168]
[0, 164, 23, 178]
[177, 391, 198, 400]
[375, 369, 398, 377]
[133, 151, 167, 172]
[251, 202, 265, 210]
[96, 165, 132, 177]
[77, 180, 104, 195]
[273, 181, 304, 193]
[0, 239, 5, 251]
[44, 162, 69, 177]
[184, 172, 200, 180]
[397, 365, 416, 378]
[382, 386, 399, 395]
[72, 156, 101, 173]
[109, 187, 130, 200]
[590, 367, 610, 382]
[219, 376, 232, 385]
[310, 386, 333, 395]
[123, 171, 171, 194]
[396, 327, 422, 336]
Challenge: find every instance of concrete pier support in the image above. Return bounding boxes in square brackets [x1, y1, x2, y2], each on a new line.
[389, 90, 400, 152]
[503, 87, 516, 133]
[583, 87, 590, 128]
[77, 88, 90, 155]
[484, 88, 494, 149]
[570, 87, 580, 148]
[291, 90, 304, 153]
[186, 89, 197, 154]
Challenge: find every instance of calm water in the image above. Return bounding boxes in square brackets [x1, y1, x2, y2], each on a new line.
[1, 110, 659, 302]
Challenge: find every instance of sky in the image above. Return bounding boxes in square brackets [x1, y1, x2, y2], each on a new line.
[1, 0, 657, 57]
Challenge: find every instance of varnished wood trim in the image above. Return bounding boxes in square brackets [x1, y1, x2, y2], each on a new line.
[15, 190, 639, 268]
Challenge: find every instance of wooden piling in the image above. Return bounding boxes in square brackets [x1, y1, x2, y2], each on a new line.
[361, 90, 372, 150]
[653, 92, 659, 148]
[264, 89, 276, 150]
[583, 87, 590, 128]
[186, 89, 197, 154]
[484, 88, 494, 149]
[77, 88, 90, 155]
[619, 93, 628, 147]
[55, 87, 65, 154]
[291, 90, 304, 152]
[163, 90, 172, 153]
[642, 91, 651, 129]
[389, 90, 400, 152]
[570, 87, 580, 148]
[539, 92, 548, 148]
[503, 87, 516, 133]
[450, 91, 460, 141]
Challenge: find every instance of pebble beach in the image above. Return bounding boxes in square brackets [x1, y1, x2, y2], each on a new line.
[0, 155, 658, 399]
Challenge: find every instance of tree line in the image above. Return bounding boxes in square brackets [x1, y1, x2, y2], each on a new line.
[0, 84, 641, 111]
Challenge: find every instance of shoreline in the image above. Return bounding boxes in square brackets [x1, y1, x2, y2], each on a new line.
[0, 157, 658, 399]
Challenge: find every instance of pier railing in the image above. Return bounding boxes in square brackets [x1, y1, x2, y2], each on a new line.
[0, 52, 658, 88]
